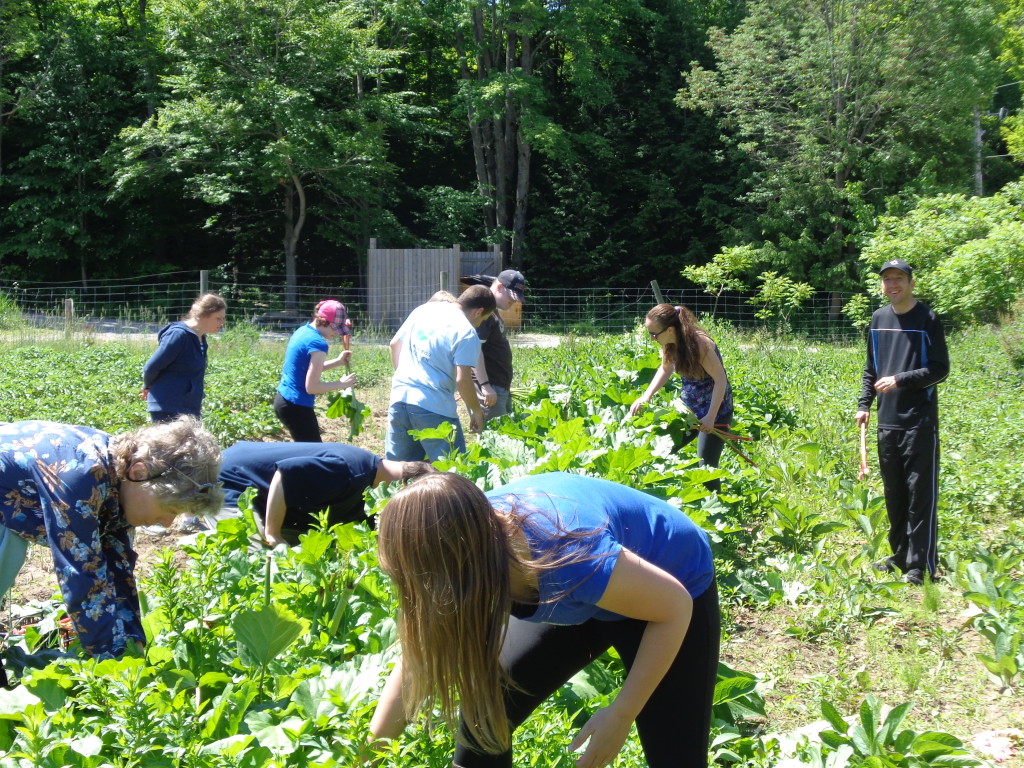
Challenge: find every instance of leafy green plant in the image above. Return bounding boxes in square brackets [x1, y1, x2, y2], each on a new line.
[815, 696, 982, 767]
[326, 388, 373, 438]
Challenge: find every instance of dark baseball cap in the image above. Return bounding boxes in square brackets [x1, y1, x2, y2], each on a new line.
[497, 269, 527, 303]
[878, 259, 913, 277]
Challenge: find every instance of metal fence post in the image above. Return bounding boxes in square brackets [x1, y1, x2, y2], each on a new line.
[440, 271, 449, 294]
[200, 270, 209, 296]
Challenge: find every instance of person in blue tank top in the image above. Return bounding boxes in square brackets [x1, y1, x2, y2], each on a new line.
[275, 299, 356, 442]
[368, 471, 720, 768]
[629, 303, 734, 491]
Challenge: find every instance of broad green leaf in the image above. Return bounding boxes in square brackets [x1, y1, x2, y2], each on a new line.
[233, 604, 309, 667]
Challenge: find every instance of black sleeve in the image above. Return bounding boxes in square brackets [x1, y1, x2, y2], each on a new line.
[857, 327, 877, 412]
[894, 311, 949, 391]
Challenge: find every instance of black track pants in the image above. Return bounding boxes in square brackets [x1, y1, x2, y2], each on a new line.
[877, 426, 939, 576]
[454, 581, 721, 768]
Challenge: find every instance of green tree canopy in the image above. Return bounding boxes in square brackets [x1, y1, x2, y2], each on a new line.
[860, 182, 1024, 324]
[113, 0, 405, 304]
[678, 0, 1002, 291]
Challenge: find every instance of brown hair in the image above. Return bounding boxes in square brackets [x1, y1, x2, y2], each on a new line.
[187, 293, 227, 320]
[400, 461, 438, 482]
[646, 303, 707, 379]
[377, 472, 606, 753]
[458, 285, 497, 315]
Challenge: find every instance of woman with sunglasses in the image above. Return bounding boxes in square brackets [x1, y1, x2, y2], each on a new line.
[368, 471, 719, 768]
[628, 304, 733, 491]
[274, 299, 357, 442]
[0, 417, 223, 665]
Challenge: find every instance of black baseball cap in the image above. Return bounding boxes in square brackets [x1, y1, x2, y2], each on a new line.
[878, 259, 913, 277]
[497, 269, 527, 303]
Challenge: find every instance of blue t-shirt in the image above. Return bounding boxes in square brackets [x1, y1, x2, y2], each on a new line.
[389, 302, 482, 418]
[219, 441, 381, 528]
[485, 472, 714, 625]
[0, 421, 143, 658]
[277, 324, 330, 407]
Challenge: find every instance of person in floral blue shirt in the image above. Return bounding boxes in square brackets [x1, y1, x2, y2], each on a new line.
[0, 417, 223, 665]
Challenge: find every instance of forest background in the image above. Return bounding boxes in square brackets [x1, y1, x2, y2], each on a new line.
[4, 0, 1024, 305]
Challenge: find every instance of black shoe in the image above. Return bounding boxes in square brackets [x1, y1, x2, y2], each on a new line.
[902, 569, 924, 585]
[873, 557, 899, 574]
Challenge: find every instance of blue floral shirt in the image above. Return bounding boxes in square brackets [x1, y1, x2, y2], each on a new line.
[0, 421, 143, 658]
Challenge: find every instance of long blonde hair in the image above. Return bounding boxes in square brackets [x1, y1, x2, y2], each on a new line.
[378, 472, 517, 753]
[377, 472, 610, 753]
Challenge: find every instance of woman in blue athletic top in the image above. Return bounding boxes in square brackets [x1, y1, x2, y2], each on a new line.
[275, 299, 356, 442]
[369, 471, 720, 768]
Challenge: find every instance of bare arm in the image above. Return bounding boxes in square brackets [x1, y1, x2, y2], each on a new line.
[369, 658, 408, 740]
[389, 338, 402, 370]
[263, 470, 287, 547]
[569, 549, 694, 768]
[456, 365, 484, 432]
[304, 350, 355, 394]
[473, 351, 497, 407]
[697, 336, 729, 432]
[322, 349, 352, 371]
[628, 363, 674, 417]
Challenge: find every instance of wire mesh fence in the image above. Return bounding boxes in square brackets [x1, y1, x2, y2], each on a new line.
[1, 271, 865, 342]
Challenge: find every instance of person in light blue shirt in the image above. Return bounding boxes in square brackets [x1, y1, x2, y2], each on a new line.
[385, 286, 495, 461]
[368, 471, 720, 768]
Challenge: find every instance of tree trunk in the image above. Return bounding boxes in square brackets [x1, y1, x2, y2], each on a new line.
[282, 172, 306, 311]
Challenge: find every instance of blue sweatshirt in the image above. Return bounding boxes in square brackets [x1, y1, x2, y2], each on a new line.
[143, 321, 208, 417]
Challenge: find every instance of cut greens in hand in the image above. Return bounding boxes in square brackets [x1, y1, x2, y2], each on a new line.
[326, 388, 372, 438]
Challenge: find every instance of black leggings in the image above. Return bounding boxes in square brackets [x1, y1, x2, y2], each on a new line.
[677, 413, 732, 492]
[273, 393, 322, 442]
[454, 581, 721, 768]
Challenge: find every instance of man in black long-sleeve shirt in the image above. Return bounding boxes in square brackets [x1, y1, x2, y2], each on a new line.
[855, 258, 949, 585]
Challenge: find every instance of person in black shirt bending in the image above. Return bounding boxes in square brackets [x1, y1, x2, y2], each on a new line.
[856, 259, 949, 585]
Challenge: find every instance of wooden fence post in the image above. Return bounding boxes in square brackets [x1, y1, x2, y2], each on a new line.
[200, 270, 209, 296]
[650, 280, 665, 305]
[64, 298, 74, 338]
[440, 271, 449, 294]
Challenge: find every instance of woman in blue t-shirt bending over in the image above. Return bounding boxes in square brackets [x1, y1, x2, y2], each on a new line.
[369, 471, 720, 768]
[275, 299, 356, 442]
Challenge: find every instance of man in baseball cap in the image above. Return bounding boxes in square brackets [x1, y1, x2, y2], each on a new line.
[856, 259, 948, 586]
[497, 269, 527, 303]
[474, 270, 527, 422]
